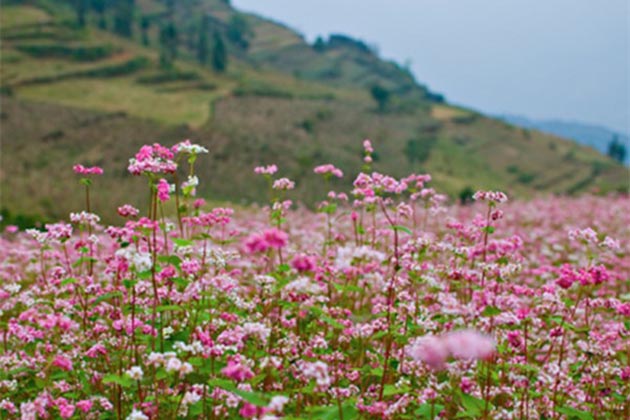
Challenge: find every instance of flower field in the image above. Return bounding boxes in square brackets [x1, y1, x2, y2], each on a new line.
[1, 140, 629, 420]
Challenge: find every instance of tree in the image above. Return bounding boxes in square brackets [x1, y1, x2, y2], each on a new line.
[73, 0, 89, 28]
[197, 16, 210, 65]
[607, 135, 627, 164]
[212, 31, 227, 72]
[313, 36, 326, 53]
[140, 16, 150, 46]
[370, 84, 390, 112]
[227, 14, 252, 49]
[91, 0, 107, 29]
[159, 22, 178, 69]
[113, 0, 135, 38]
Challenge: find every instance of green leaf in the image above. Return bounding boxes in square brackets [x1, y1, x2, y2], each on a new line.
[308, 402, 358, 420]
[459, 393, 486, 417]
[156, 305, 183, 312]
[388, 225, 413, 235]
[172, 238, 193, 247]
[481, 306, 502, 317]
[556, 406, 594, 420]
[482, 226, 495, 234]
[208, 378, 270, 407]
[60, 277, 77, 286]
[232, 389, 269, 407]
[382, 384, 410, 396]
[415, 403, 445, 419]
[102, 374, 133, 388]
[93, 291, 123, 305]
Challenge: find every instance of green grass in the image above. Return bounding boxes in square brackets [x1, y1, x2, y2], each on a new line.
[19, 77, 227, 127]
[0, 5, 52, 28]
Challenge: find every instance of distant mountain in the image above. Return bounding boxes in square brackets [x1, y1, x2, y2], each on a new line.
[500, 115, 630, 165]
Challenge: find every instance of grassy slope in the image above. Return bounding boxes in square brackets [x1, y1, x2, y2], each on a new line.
[0, 2, 627, 224]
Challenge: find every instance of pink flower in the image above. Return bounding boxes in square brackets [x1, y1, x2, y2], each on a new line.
[117, 204, 139, 218]
[239, 403, 266, 418]
[244, 233, 269, 254]
[263, 228, 288, 249]
[76, 400, 93, 413]
[193, 198, 206, 209]
[58, 404, 75, 419]
[363, 139, 374, 154]
[314, 164, 344, 178]
[272, 177, 295, 190]
[53, 355, 73, 371]
[221, 358, 254, 382]
[473, 190, 508, 204]
[254, 164, 278, 175]
[444, 330, 495, 361]
[128, 143, 177, 175]
[157, 178, 170, 202]
[291, 254, 316, 272]
[73, 164, 104, 175]
[409, 335, 450, 369]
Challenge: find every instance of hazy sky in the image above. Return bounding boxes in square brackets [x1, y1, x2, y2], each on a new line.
[233, 0, 629, 134]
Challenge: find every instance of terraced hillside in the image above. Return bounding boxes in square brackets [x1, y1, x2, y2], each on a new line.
[0, 0, 627, 224]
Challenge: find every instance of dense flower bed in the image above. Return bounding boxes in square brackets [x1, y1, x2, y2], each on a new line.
[1, 140, 629, 419]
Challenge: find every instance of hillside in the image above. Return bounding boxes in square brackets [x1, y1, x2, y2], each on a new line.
[500, 115, 630, 165]
[1, 0, 628, 224]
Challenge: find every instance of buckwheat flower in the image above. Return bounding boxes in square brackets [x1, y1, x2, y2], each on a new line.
[165, 357, 182, 373]
[163, 326, 174, 339]
[181, 258, 201, 276]
[363, 139, 374, 154]
[444, 330, 495, 361]
[314, 164, 344, 178]
[303, 361, 331, 387]
[243, 322, 271, 343]
[193, 198, 206, 209]
[263, 228, 288, 249]
[4, 225, 18, 233]
[126, 409, 149, 420]
[179, 362, 193, 376]
[182, 175, 199, 196]
[408, 335, 449, 370]
[473, 190, 508, 204]
[75, 400, 92, 413]
[267, 396, 289, 412]
[568, 227, 598, 244]
[58, 404, 75, 419]
[172, 139, 208, 154]
[222, 358, 254, 382]
[157, 178, 170, 202]
[70, 211, 101, 227]
[73, 164, 104, 175]
[254, 164, 278, 175]
[26, 228, 48, 243]
[45, 223, 72, 242]
[125, 366, 143, 380]
[53, 355, 73, 371]
[117, 204, 139, 218]
[0, 400, 16, 415]
[128, 143, 177, 175]
[600, 236, 621, 251]
[272, 177, 295, 190]
[291, 254, 316, 272]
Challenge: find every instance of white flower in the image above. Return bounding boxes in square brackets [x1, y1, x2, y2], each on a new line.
[165, 357, 182, 373]
[125, 366, 143, 380]
[126, 409, 149, 420]
[268, 396, 289, 412]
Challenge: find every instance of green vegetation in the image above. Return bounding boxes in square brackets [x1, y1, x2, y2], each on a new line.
[1, 0, 627, 222]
